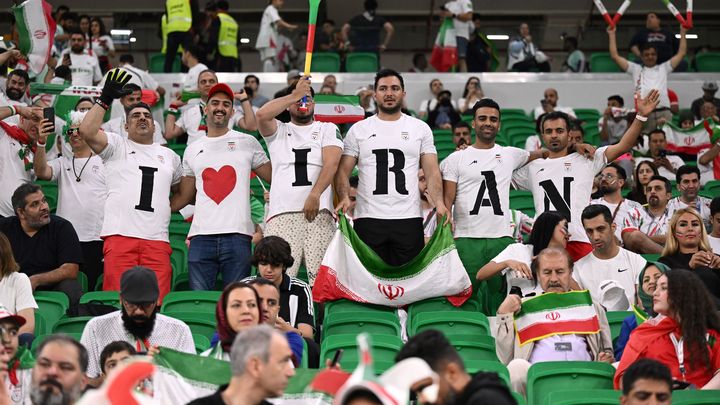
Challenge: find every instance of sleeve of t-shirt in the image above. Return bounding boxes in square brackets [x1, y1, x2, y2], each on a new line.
[625, 61, 640, 75]
[182, 146, 196, 177]
[661, 60, 673, 74]
[171, 153, 183, 185]
[175, 111, 188, 131]
[440, 151, 460, 182]
[342, 125, 360, 158]
[48, 158, 62, 182]
[512, 164, 531, 191]
[98, 132, 124, 161]
[510, 147, 530, 169]
[14, 273, 38, 311]
[268, 6, 281, 23]
[594, 146, 611, 174]
[419, 122, 437, 155]
[56, 219, 84, 265]
[321, 123, 344, 149]
[250, 138, 270, 170]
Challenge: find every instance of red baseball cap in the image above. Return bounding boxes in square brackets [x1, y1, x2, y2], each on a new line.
[207, 83, 234, 101]
[0, 304, 26, 327]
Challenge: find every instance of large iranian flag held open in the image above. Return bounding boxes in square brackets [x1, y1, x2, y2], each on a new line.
[514, 290, 600, 346]
[13, 0, 56, 75]
[661, 119, 718, 155]
[313, 213, 472, 307]
[313, 94, 365, 124]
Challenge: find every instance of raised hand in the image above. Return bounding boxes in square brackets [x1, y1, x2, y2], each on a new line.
[99, 68, 133, 107]
[636, 89, 661, 117]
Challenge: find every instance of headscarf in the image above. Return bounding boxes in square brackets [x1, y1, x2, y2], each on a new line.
[637, 261, 670, 316]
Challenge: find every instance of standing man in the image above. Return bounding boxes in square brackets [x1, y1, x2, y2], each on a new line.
[170, 83, 272, 290]
[629, 13, 682, 67]
[255, 77, 343, 285]
[164, 0, 199, 73]
[0, 105, 42, 217]
[78, 69, 183, 300]
[342, 0, 394, 58]
[667, 165, 713, 228]
[59, 29, 102, 86]
[532, 88, 576, 120]
[335, 69, 448, 266]
[181, 45, 209, 92]
[513, 90, 660, 261]
[256, 0, 298, 72]
[440, 0, 473, 73]
[102, 83, 166, 145]
[207, 1, 239, 72]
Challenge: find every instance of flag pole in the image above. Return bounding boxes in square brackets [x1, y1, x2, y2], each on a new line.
[299, 0, 322, 113]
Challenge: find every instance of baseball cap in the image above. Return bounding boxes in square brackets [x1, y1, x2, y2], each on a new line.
[599, 280, 630, 311]
[120, 266, 159, 303]
[207, 83, 235, 101]
[0, 304, 26, 327]
[287, 69, 301, 81]
[702, 81, 718, 92]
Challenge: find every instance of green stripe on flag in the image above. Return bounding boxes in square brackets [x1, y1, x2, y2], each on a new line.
[13, 4, 32, 57]
[314, 94, 361, 105]
[516, 290, 593, 316]
[153, 348, 231, 386]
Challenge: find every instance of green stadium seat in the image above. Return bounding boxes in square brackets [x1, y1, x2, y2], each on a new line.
[300, 336, 309, 368]
[77, 271, 88, 294]
[436, 142, 457, 161]
[704, 180, 720, 198]
[574, 109, 601, 123]
[502, 121, 536, 132]
[193, 333, 211, 354]
[641, 253, 661, 262]
[79, 291, 121, 308]
[170, 239, 189, 275]
[464, 360, 509, 385]
[527, 361, 615, 405]
[172, 272, 190, 292]
[605, 311, 632, 346]
[407, 297, 480, 324]
[149, 53, 181, 73]
[544, 389, 621, 405]
[509, 133, 532, 149]
[510, 190, 535, 217]
[311, 52, 341, 72]
[582, 124, 601, 146]
[324, 299, 396, 320]
[53, 316, 93, 335]
[695, 52, 720, 72]
[346, 53, 379, 72]
[34, 291, 69, 331]
[36, 180, 58, 212]
[162, 311, 217, 340]
[161, 291, 222, 314]
[409, 311, 490, 336]
[672, 389, 720, 404]
[168, 144, 186, 158]
[320, 334, 402, 374]
[505, 127, 535, 141]
[501, 109, 529, 119]
[323, 312, 401, 341]
[590, 52, 622, 73]
[446, 334, 499, 362]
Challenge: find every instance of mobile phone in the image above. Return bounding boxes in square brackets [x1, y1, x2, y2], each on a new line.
[43, 107, 55, 132]
[330, 349, 343, 367]
[659, 149, 667, 158]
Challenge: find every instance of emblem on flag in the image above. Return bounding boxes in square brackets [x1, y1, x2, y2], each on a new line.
[334, 105, 345, 113]
[377, 284, 405, 301]
[684, 136, 695, 146]
[401, 131, 409, 141]
[33, 29, 47, 39]
[227, 141, 236, 151]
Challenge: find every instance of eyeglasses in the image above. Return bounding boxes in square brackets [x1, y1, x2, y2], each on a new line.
[598, 173, 617, 181]
[66, 128, 79, 136]
[122, 301, 155, 312]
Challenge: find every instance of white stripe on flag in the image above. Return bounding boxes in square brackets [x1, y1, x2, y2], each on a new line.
[516, 305, 598, 331]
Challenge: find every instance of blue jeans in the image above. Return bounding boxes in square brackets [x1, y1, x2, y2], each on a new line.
[188, 233, 251, 290]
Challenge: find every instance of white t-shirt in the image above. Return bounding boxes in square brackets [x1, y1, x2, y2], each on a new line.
[176, 102, 243, 145]
[343, 114, 437, 220]
[590, 197, 645, 242]
[265, 120, 343, 220]
[102, 116, 166, 145]
[256, 5, 281, 49]
[524, 135, 542, 152]
[3, 367, 31, 405]
[491, 243, 543, 297]
[0, 272, 38, 314]
[0, 129, 33, 217]
[441, 145, 529, 238]
[183, 62, 209, 91]
[708, 235, 720, 255]
[667, 196, 713, 230]
[444, 0, 474, 39]
[182, 130, 270, 237]
[87, 35, 114, 58]
[635, 156, 684, 180]
[572, 248, 646, 309]
[48, 155, 106, 242]
[636, 207, 670, 238]
[513, 147, 609, 243]
[697, 147, 716, 186]
[59, 49, 102, 86]
[532, 105, 576, 120]
[626, 61, 673, 109]
[98, 132, 182, 242]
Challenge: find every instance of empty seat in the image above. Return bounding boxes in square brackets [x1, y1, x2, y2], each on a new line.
[409, 311, 490, 336]
[311, 52, 341, 72]
[162, 311, 217, 340]
[407, 297, 480, 325]
[193, 334, 211, 354]
[53, 316, 93, 335]
[149, 53, 181, 73]
[346, 53, 379, 72]
[527, 361, 615, 405]
[695, 52, 720, 72]
[544, 389, 621, 405]
[323, 311, 401, 341]
[161, 291, 221, 314]
[34, 291, 69, 331]
[320, 334, 402, 374]
[324, 299, 396, 320]
[510, 190, 535, 217]
[704, 180, 720, 198]
[79, 291, 121, 308]
[500, 109, 528, 119]
[574, 108, 601, 123]
[590, 52, 622, 73]
[446, 334, 499, 362]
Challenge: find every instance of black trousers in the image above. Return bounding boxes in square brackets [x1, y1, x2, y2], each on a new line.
[353, 217, 424, 266]
[80, 241, 104, 292]
[165, 31, 192, 72]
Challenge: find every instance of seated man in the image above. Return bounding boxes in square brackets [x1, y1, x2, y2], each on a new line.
[574, 205, 647, 310]
[667, 165, 712, 229]
[0, 183, 83, 314]
[532, 88, 575, 120]
[634, 129, 685, 180]
[30, 334, 88, 405]
[99, 341, 136, 382]
[427, 90, 461, 130]
[1, 305, 32, 405]
[80, 266, 195, 387]
[452, 121, 472, 150]
[417, 79, 456, 120]
[495, 247, 613, 395]
[243, 236, 314, 339]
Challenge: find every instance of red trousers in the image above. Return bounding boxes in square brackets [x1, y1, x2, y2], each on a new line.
[103, 235, 172, 302]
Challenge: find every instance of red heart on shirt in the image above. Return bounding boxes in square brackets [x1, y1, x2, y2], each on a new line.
[202, 166, 237, 205]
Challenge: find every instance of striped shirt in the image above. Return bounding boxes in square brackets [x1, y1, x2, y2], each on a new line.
[242, 274, 315, 330]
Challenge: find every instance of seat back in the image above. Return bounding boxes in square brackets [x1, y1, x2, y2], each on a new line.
[323, 312, 401, 341]
[672, 390, 720, 404]
[311, 52, 341, 72]
[527, 361, 615, 405]
[161, 291, 221, 314]
[319, 334, 402, 374]
[79, 291, 121, 308]
[463, 360, 510, 386]
[149, 53, 181, 73]
[162, 311, 217, 340]
[53, 316, 93, 335]
[544, 389, 621, 405]
[590, 53, 622, 73]
[34, 292, 70, 332]
[605, 311, 633, 346]
[409, 311, 490, 336]
[695, 52, 720, 72]
[193, 334, 211, 354]
[346, 53, 379, 72]
[407, 297, 480, 325]
[446, 334, 499, 362]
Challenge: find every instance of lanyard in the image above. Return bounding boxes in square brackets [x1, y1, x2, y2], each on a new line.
[669, 333, 686, 380]
[135, 338, 151, 352]
[611, 199, 625, 223]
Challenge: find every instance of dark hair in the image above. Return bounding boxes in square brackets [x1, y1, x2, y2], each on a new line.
[462, 76, 481, 98]
[374, 69, 404, 91]
[246, 276, 280, 294]
[322, 19, 336, 26]
[63, 13, 79, 24]
[217, 282, 262, 352]
[630, 161, 659, 204]
[349, 176, 359, 188]
[119, 54, 134, 64]
[569, 120, 585, 136]
[675, 165, 700, 184]
[252, 236, 294, 270]
[581, 204, 613, 226]
[7, 69, 29, 85]
[648, 128, 666, 140]
[647, 174, 671, 193]
[125, 102, 152, 117]
[100, 341, 136, 374]
[540, 111, 571, 133]
[342, 390, 382, 405]
[528, 211, 569, 256]
[67, 27, 84, 38]
[396, 330, 465, 371]
[605, 162, 627, 180]
[37, 334, 89, 373]
[535, 113, 547, 134]
[183, 44, 201, 59]
[471, 98, 500, 117]
[621, 359, 672, 395]
[640, 43, 658, 53]
[665, 270, 720, 370]
[89, 17, 107, 36]
[123, 83, 142, 94]
[452, 121, 471, 132]
[74, 96, 93, 110]
[216, 0, 229, 10]
[608, 95, 624, 107]
[244, 74, 259, 85]
[0, 232, 19, 279]
[364, 0, 378, 12]
[11, 183, 41, 216]
[711, 197, 720, 217]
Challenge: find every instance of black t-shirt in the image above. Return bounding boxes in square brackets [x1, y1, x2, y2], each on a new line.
[186, 385, 273, 405]
[658, 252, 720, 308]
[348, 13, 387, 52]
[0, 215, 83, 276]
[629, 28, 678, 64]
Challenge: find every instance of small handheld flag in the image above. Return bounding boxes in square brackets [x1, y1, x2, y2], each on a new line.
[661, 0, 692, 28]
[300, 0, 322, 112]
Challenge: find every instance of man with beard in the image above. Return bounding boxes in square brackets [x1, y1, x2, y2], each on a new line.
[0, 183, 83, 314]
[102, 83, 166, 145]
[335, 69, 448, 266]
[1, 70, 30, 107]
[667, 165, 713, 229]
[171, 83, 271, 290]
[58, 29, 102, 86]
[30, 335, 88, 405]
[79, 69, 183, 298]
[590, 163, 662, 254]
[635, 176, 673, 245]
[1, 305, 33, 405]
[254, 76, 342, 285]
[80, 266, 194, 387]
[513, 90, 660, 262]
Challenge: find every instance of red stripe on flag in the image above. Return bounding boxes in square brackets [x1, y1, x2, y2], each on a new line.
[517, 317, 600, 344]
[665, 143, 712, 155]
[314, 114, 365, 124]
[312, 265, 366, 303]
[306, 24, 316, 53]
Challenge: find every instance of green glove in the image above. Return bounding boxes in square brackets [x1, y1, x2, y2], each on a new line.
[97, 68, 133, 109]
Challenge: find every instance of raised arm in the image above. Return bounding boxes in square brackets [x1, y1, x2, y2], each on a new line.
[234, 91, 258, 132]
[32, 119, 55, 180]
[79, 69, 132, 153]
[381, 21, 394, 51]
[255, 75, 312, 137]
[605, 89, 661, 162]
[164, 98, 187, 140]
[607, 25, 629, 72]
[669, 25, 688, 70]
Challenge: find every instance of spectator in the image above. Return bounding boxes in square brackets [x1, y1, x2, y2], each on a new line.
[99, 341, 136, 381]
[457, 76, 483, 114]
[633, 175, 673, 247]
[347, 175, 359, 218]
[0, 183, 83, 314]
[562, 36, 586, 72]
[342, 0, 394, 57]
[626, 160, 658, 204]
[619, 359, 672, 403]
[256, 0, 298, 72]
[321, 75, 338, 94]
[88, 18, 114, 73]
[207, 1, 239, 72]
[667, 165, 712, 228]
[56, 12, 79, 52]
[78, 15, 90, 41]
[1, 69, 30, 107]
[408, 52, 428, 73]
[113, 54, 166, 99]
[608, 24, 687, 132]
[418, 79, 454, 120]
[255, 78, 342, 286]
[315, 20, 342, 52]
[202, 282, 261, 360]
[427, 90, 460, 130]
[615, 270, 720, 389]
[634, 129, 684, 179]
[532, 88, 576, 119]
[568, 121, 584, 145]
[80, 266, 195, 386]
[478, 211, 569, 298]
[698, 100, 720, 125]
[171, 83, 271, 290]
[698, 130, 720, 186]
[451, 120, 471, 148]
[164, 0, 199, 73]
[507, 22, 550, 72]
[58, 29, 102, 86]
[629, 12, 683, 69]
[30, 335, 88, 405]
[188, 325, 295, 405]
[439, 0, 473, 72]
[319, 85, 333, 95]
[599, 95, 632, 145]
[33, 111, 106, 292]
[244, 236, 315, 339]
[709, 198, 720, 254]
[574, 204, 646, 309]
[101, 83, 166, 145]
[691, 81, 720, 120]
[467, 13, 497, 72]
[0, 305, 32, 405]
[396, 330, 516, 405]
[181, 45, 209, 92]
[523, 113, 544, 152]
[52, 5, 70, 51]
[0, 231, 36, 341]
[244, 74, 269, 108]
[495, 248, 613, 395]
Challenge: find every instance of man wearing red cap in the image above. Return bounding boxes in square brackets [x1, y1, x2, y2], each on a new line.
[0, 305, 33, 405]
[79, 69, 183, 299]
[171, 82, 272, 290]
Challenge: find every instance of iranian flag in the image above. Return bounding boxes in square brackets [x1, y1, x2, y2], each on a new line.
[313, 213, 472, 307]
[429, 17, 457, 72]
[661, 119, 717, 155]
[313, 94, 365, 124]
[514, 290, 600, 346]
[13, 0, 56, 75]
